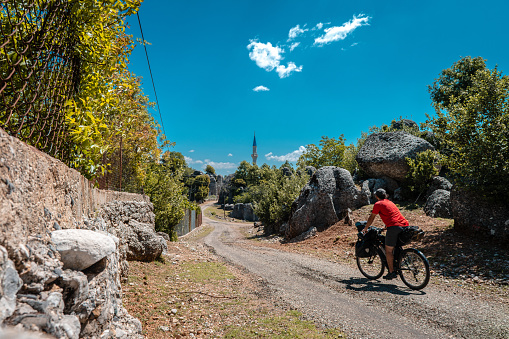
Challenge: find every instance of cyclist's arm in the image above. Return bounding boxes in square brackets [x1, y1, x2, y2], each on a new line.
[362, 213, 377, 234]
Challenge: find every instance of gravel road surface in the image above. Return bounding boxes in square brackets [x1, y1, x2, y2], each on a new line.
[202, 215, 509, 339]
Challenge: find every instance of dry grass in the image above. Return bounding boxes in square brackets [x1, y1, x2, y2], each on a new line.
[122, 225, 345, 338]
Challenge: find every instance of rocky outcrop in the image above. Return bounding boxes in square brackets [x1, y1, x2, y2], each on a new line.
[391, 119, 418, 130]
[230, 203, 258, 221]
[424, 189, 452, 218]
[286, 167, 369, 240]
[356, 131, 435, 182]
[218, 174, 235, 205]
[426, 176, 452, 198]
[360, 177, 400, 203]
[451, 188, 509, 240]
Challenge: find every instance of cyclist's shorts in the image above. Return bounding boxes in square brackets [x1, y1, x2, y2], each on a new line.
[386, 226, 405, 247]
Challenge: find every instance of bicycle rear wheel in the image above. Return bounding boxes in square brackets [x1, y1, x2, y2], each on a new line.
[399, 248, 430, 290]
[356, 249, 385, 280]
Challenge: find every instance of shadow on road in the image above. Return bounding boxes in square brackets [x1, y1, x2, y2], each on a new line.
[338, 277, 426, 296]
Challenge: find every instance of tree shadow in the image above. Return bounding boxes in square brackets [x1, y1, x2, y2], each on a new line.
[338, 277, 426, 296]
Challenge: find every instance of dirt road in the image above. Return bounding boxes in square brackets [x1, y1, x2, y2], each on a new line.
[201, 213, 509, 339]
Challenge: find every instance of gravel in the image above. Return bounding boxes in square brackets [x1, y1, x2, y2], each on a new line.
[201, 215, 509, 339]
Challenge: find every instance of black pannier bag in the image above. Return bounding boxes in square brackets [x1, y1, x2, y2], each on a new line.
[355, 239, 376, 257]
[399, 226, 424, 245]
[355, 226, 378, 258]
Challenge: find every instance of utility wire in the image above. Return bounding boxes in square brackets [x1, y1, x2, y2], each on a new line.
[136, 12, 167, 139]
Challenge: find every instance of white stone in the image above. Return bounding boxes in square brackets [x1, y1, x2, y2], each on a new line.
[51, 229, 116, 271]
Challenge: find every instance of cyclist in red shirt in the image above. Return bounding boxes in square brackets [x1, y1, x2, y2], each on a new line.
[362, 188, 409, 280]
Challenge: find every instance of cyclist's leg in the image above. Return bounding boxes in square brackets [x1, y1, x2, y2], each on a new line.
[385, 227, 404, 272]
[385, 245, 395, 272]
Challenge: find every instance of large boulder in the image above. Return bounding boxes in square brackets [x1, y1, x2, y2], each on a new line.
[451, 188, 509, 240]
[231, 203, 258, 222]
[356, 131, 435, 182]
[426, 176, 452, 198]
[286, 167, 369, 239]
[122, 220, 167, 262]
[50, 230, 117, 271]
[424, 189, 452, 218]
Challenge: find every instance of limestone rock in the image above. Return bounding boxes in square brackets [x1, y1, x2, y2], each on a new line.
[231, 203, 258, 222]
[426, 176, 452, 198]
[51, 230, 116, 271]
[451, 188, 509, 239]
[288, 227, 317, 242]
[122, 220, 167, 261]
[424, 189, 452, 218]
[286, 166, 369, 239]
[356, 131, 435, 182]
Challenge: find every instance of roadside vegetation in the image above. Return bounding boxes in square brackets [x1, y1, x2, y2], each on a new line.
[225, 56, 509, 235]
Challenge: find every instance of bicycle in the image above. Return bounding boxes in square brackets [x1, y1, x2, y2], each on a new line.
[354, 222, 430, 290]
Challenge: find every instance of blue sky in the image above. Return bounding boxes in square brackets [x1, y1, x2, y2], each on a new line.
[126, 0, 509, 175]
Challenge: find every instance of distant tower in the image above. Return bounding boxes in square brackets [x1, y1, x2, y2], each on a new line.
[251, 132, 258, 165]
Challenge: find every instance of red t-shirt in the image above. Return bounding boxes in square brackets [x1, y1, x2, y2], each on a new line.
[372, 199, 409, 227]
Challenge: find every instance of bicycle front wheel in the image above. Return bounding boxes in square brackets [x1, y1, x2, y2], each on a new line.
[399, 248, 430, 290]
[356, 249, 385, 280]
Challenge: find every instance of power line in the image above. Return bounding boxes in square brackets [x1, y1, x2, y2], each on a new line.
[136, 11, 167, 139]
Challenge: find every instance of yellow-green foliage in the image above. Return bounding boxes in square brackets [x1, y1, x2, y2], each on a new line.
[405, 150, 440, 197]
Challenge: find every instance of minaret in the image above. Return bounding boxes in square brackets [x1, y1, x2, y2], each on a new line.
[251, 132, 258, 165]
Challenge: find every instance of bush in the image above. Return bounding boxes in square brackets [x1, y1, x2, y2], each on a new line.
[404, 150, 440, 200]
[427, 56, 509, 202]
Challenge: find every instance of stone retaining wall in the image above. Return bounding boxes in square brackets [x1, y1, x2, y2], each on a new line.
[0, 127, 148, 338]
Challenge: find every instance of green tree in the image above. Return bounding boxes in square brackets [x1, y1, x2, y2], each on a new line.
[250, 168, 309, 234]
[297, 136, 348, 170]
[427, 56, 509, 200]
[205, 164, 216, 175]
[194, 174, 211, 202]
[144, 158, 188, 235]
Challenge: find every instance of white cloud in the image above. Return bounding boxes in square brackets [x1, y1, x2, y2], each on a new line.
[289, 42, 300, 51]
[265, 146, 306, 162]
[247, 40, 283, 71]
[228, 153, 233, 157]
[351, 42, 358, 47]
[184, 156, 203, 164]
[204, 161, 238, 170]
[314, 22, 324, 30]
[314, 15, 370, 46]
[253, 85, 270, 92]
[276, 62, 303, 78]
[288, 24, 308, 40]
[189, 149, 194, 153]
[247, 39, 303, 79]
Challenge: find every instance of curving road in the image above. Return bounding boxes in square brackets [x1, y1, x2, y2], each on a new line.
[201, 211, 509, 339]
